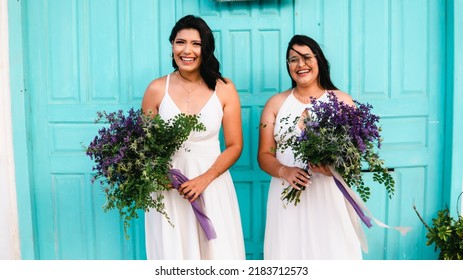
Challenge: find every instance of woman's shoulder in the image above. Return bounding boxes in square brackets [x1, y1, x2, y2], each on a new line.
[145, 75, 168, 93]
[141, 75, 169, 112]
[261, 89, 292, 116]
[214, 77, 241, 109]
[215, 77, 237, 98]
[215, 77, 236, 91]
[327, 89, 355, 106]
[266, 89, 292, 106]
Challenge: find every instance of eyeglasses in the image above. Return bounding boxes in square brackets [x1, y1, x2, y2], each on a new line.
[287, 54, 317, 66]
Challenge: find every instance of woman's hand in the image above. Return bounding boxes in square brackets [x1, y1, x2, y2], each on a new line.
[178, 173, 214, 202]
[280, 166, 311, 190]
[308, 163, 333, 177]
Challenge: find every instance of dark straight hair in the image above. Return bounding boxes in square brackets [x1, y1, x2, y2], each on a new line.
[169, 15, 226, 90]
[285, 35, 338, 90]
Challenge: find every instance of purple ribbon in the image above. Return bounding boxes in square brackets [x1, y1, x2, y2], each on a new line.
[333, 177, 373, 228]
[167, 169, 217, 240]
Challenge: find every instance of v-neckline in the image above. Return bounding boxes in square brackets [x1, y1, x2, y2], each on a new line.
[166, 91, 216, 116]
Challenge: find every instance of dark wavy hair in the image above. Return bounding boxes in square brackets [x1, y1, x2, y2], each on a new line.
[169, 15, 226, 90]
[285, 35, 338, 90]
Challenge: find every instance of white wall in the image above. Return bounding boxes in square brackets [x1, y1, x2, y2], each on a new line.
[0, 0, 20, 260]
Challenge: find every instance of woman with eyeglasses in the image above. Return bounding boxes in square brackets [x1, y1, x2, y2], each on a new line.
[257, 35, 363, 259]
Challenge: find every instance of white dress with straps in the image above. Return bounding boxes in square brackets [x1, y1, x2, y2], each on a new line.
[264, 90, 363, 260]
[144, 74, 245, 260]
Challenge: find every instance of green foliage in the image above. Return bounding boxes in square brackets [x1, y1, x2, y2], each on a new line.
[414, 194, 463, 260]
[85, 109, 205, 238]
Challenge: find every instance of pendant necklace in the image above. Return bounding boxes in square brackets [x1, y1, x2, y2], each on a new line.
[176, 71, 203, 114]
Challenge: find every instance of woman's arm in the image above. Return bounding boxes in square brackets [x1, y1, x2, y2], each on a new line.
[257, 92, 310, 190]
[179, 79, 243, 202]
[257, 94, 282, 177]
[209, 78, 243, 177]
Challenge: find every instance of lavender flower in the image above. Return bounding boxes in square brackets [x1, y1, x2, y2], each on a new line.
[85, 108, 205, 238]
[279, 92, 394, 205]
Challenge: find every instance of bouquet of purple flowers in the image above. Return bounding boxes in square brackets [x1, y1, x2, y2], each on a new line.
[280, 92, 394, 211]
[85, 108, 206, 238]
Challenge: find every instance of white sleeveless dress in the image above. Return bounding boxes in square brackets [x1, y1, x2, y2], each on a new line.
[144, 74, 245, 260]
[264, 90, 363, 260]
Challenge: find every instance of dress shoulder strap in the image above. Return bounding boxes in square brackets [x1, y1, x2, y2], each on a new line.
[165, 73, 171, 93]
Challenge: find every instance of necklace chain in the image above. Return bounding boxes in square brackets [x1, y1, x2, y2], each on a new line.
[294, 92, 311, 102]
[176, 71, 203, 113]
[294, 89, 324, 102]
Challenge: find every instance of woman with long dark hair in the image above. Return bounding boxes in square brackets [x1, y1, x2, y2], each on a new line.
[142, 15, 245, 260]
[258, 35, 363, 259]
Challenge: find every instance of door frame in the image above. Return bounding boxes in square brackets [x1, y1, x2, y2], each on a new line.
[7, 0, 37, 260]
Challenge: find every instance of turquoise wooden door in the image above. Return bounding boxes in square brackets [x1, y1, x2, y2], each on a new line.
[351, 0, 445, 260]
[22, 0, 163, 259]
[297, 0, 446, 259]
[15, 0, 445, 260]
[19, 0, 293, 259]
